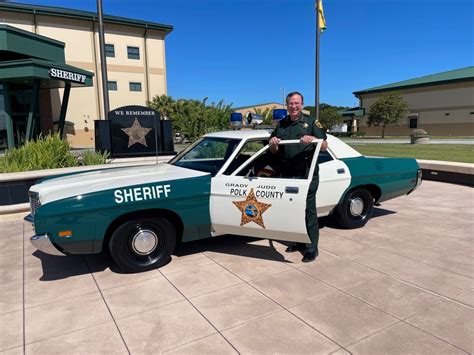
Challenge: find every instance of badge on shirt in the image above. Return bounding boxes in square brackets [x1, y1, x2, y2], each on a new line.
[302, 122, 309, 129]
[315, 120, 323, 129]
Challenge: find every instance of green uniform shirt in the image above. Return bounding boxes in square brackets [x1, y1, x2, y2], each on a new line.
[270, 113, 327, 177]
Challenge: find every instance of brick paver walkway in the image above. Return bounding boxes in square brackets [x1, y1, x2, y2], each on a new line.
[1, 180, 473, 354]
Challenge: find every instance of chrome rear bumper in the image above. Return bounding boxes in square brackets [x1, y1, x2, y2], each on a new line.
[30, 234, 65, 256]
[407, 169, 423, 195]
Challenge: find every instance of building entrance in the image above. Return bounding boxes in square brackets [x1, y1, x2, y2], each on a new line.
[0, 25, 94, 149]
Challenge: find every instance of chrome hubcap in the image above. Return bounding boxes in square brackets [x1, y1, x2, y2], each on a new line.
[131, 229, 158, 255]
[349, 197, 364, 216]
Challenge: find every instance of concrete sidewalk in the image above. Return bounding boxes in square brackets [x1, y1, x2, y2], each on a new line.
[1, 181, 473, 354]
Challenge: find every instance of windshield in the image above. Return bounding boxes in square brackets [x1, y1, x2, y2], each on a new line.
[169, 137, 241, 176]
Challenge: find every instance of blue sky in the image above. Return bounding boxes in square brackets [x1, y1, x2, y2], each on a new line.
[16, 0, 474, 108]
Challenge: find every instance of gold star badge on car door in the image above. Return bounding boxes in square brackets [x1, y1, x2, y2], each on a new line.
[233, 188, 272, 228]
[121, 118, 152, 148]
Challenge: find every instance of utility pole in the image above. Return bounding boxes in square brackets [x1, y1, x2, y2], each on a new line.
[315, 0, 321, 122]
[97, 0, 110, 119]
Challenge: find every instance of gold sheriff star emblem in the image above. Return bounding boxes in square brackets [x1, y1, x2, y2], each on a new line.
[121, 118, 152, 148]
[232, 188, 272, 228]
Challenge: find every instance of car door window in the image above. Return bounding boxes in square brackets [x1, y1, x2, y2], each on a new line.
[317, 150, 334, 165]
[170, 137, 240, 176]
[223, 139, 268, 175]
[235, 141, 318, 180]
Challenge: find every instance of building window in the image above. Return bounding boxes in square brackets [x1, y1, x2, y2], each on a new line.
[105, 44, 115, 58]
[107, 81, 117, 91]
[129, 82, 142, 92]
[127, 46, 140, 60]
[409, 117, 418, 129]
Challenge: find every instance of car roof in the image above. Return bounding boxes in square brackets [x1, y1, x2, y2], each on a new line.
[326, 135, 362, 158]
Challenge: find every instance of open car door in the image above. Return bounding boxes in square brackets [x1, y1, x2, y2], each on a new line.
[210, 139, 323, 243]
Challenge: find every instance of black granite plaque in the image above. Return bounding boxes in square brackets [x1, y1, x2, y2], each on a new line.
[108, 105, 162, 158]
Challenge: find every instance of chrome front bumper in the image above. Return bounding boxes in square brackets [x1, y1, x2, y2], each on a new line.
[30, 234, 65, 256]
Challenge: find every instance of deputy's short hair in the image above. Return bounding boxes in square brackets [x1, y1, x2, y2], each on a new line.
[286, 91, 304, 104]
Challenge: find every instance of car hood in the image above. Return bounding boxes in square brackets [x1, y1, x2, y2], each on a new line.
[30, 163, 209, 205]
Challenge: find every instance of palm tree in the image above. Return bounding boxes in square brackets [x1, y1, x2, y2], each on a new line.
[148, 95, 175, 120]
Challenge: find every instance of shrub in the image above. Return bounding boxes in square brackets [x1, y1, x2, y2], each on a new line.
[0, 135, 109, 173]
[352, 131, 366, 138]
[0, 134, 76, 173]
[328, 131, 366, 138]
[77, 150, 110, 166]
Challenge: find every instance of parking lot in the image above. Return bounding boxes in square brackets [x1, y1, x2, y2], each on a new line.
[0, 180, 472, 354]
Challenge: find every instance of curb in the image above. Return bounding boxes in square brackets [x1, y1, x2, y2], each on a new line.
[417, 160, 473, 186]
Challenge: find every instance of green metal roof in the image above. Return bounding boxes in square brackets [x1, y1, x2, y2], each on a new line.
[0, 2, 173, 34]
[0, 24, 65, 63]
[0, 58, 94, 87]
[354, 66, 474, 96]
[338, 107, 365, 117]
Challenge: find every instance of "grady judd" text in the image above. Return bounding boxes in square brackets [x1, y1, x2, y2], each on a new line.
[114, 184, 171, 203]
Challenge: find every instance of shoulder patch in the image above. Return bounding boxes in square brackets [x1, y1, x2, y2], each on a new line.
[315, 120, 323, 129]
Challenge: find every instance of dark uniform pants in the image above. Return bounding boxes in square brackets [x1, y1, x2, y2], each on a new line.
[294, 174, 319, 253]
[305, 175, 319, 252]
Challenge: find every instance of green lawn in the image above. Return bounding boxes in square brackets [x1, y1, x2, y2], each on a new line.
[348, 144, 474, 164]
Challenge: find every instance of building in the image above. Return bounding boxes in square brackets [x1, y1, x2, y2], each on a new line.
[0, 2, 173, 148]
[350, 67, 474, 136]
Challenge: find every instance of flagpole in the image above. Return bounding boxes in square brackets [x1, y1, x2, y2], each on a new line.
[97, 0, 110, 119]
[315, 0, 321, 122]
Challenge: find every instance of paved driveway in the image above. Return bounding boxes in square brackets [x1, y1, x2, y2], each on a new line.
[1, 181, 473, 354]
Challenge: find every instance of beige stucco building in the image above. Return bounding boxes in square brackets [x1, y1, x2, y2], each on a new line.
[0, 2, 172, 147]
[352, 67, 474, 136]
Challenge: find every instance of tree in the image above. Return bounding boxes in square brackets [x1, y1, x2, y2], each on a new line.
[318, 105, 344, 130]
[148, 95, 175, 120]
[304, 103, 345, 130]
[148, 95, 233, 141]
[367, 91, 408, 138]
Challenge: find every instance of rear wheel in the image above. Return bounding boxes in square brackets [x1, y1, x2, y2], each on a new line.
[109, 217, 176, 273]
[336, 188, 374, 229]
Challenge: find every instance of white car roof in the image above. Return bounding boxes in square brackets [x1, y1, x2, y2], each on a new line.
[326, 135, 362, 159]
[204, 129, 362, 159]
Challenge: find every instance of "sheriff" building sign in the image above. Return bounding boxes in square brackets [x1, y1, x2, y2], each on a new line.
[49, 68, 87, 84]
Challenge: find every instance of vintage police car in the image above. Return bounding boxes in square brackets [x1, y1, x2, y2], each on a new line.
[27, 130, 421, 272]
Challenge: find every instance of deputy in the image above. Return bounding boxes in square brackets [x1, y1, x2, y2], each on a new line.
[269, 91, 328, 262]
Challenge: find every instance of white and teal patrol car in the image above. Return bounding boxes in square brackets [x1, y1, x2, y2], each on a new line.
[26, 130, 421, 272]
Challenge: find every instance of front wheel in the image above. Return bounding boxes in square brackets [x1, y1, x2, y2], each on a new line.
[335, 188, 374, 229]
[109, 217, 176, 273]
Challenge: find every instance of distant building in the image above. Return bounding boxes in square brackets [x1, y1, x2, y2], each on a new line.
[349, 67, 474, 136]
[0, 2, 173, 148]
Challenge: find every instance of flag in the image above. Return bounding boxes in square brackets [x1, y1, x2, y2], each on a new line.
[316, 0, 327, 32]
